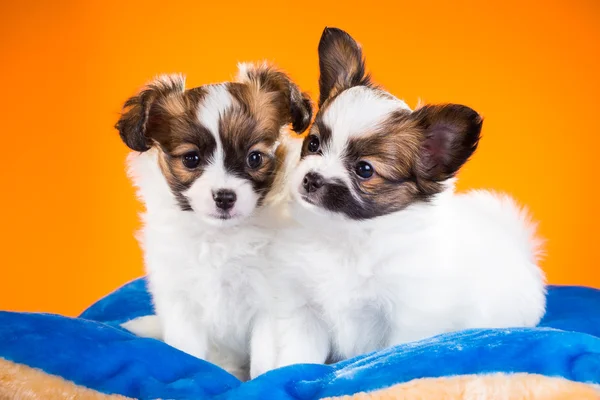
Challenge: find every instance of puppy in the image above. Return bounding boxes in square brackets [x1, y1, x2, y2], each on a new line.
[263, 28, 546, 369]
[115, 63, 312, 380]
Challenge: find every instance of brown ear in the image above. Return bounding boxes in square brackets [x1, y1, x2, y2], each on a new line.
[237, 63, 313, 134]
[412, 104, 483, 181]
[115, 75, 186, 152]
[318, 27, 371, 107]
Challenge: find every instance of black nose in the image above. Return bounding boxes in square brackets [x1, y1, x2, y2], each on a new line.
[213, 189, 237, 210]
[302, 172, 324, 193]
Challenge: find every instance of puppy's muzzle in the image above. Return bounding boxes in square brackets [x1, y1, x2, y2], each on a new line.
[302, 172, 325, 194]
[213, 189, 237, 211]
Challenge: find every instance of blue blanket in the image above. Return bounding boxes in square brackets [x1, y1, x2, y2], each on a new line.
[0, 280, 598, 399]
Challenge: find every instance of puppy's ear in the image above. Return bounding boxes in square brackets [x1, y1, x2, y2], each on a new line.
[412, 104, 483, 181]
[318, 27, 371, 107]
[115, 75, 186, 152]
[237, 63, 313, 134]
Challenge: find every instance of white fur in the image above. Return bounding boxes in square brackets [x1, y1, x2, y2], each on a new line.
[186, 160, 259, 225]
[126, 146, 285, 380]
[236, 61, 268, 82]
[260, 127, 546, 370]
[121, 315, 162, 340]
[267, 184, 546, 366]
[198, 84, 231, 164]
[323, 86, 410, 150]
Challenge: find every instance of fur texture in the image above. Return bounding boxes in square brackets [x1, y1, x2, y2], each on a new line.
[117, 63, 312, 380]
[254, 27, 547, 371]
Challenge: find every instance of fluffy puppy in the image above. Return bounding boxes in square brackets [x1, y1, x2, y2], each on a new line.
[115, 63, 312, 380]
[263, 28, 546, 369]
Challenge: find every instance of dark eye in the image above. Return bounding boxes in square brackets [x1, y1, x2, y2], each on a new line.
[355, 161, 375, 179]
[307, 135, 320, 153]
[182, 151, 200, 169]
[247, 151, 263, 169]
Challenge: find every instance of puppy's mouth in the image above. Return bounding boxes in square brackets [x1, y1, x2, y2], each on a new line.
[300, 194, 315, 204]
[297, 192, 324, 211]
[209, 212, 237, 221]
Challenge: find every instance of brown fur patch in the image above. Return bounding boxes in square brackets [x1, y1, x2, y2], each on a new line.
[149, 87, 215, 210]
[0, 358, 132, 399]
[115, 74, 187, 152]
[341, 110, 428, 217]
[318, 27, 371, 107]
[262, 139, 293, 207]
[412, 104, 482, 182]
[236, 62, 313, 134]
[343, 104, 480, 217]
[161, 91, 187, 116]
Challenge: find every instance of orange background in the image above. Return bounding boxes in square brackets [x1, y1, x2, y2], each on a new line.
[1, 1, 598, 317]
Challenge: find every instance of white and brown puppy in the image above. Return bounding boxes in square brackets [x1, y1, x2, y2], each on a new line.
[115, 63, 312, 380]
[262, 28, 546, 369]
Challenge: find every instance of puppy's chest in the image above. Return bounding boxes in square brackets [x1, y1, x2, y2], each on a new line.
[197, 267, 262, 338]
[175, 231, 271, 321]
[310, 242, 395, 305]
[310, 238, 433, 316]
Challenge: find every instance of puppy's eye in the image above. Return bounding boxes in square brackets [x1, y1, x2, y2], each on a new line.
[247, 151, 263, 170]
[355, 161, 375, 179]
[307, 135, 320, 153]
[182, 151, 200, 169]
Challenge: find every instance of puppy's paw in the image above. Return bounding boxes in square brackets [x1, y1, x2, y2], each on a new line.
[226, 365, 250, 382]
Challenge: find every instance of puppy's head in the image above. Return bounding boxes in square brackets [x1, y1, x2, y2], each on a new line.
[294, 27, 482, 220]
[117, 63, 312, 226]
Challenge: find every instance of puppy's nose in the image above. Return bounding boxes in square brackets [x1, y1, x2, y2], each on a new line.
[302, 172, 324, 193]
[213, 189, 237, 210]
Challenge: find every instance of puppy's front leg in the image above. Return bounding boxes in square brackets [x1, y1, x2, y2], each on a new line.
[210, 349, 250, 381]
[275, 307, 329, 368]
[156, 300, 208, 360]
[250, 312, 277, 379]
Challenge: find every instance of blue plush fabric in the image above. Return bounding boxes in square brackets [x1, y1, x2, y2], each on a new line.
[298, 328, 600, 399]
[540, 285, 600, 337]
[0, 312, 240, 399]
[80, 278, 153, 327]
[0, 283, 598, 399]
